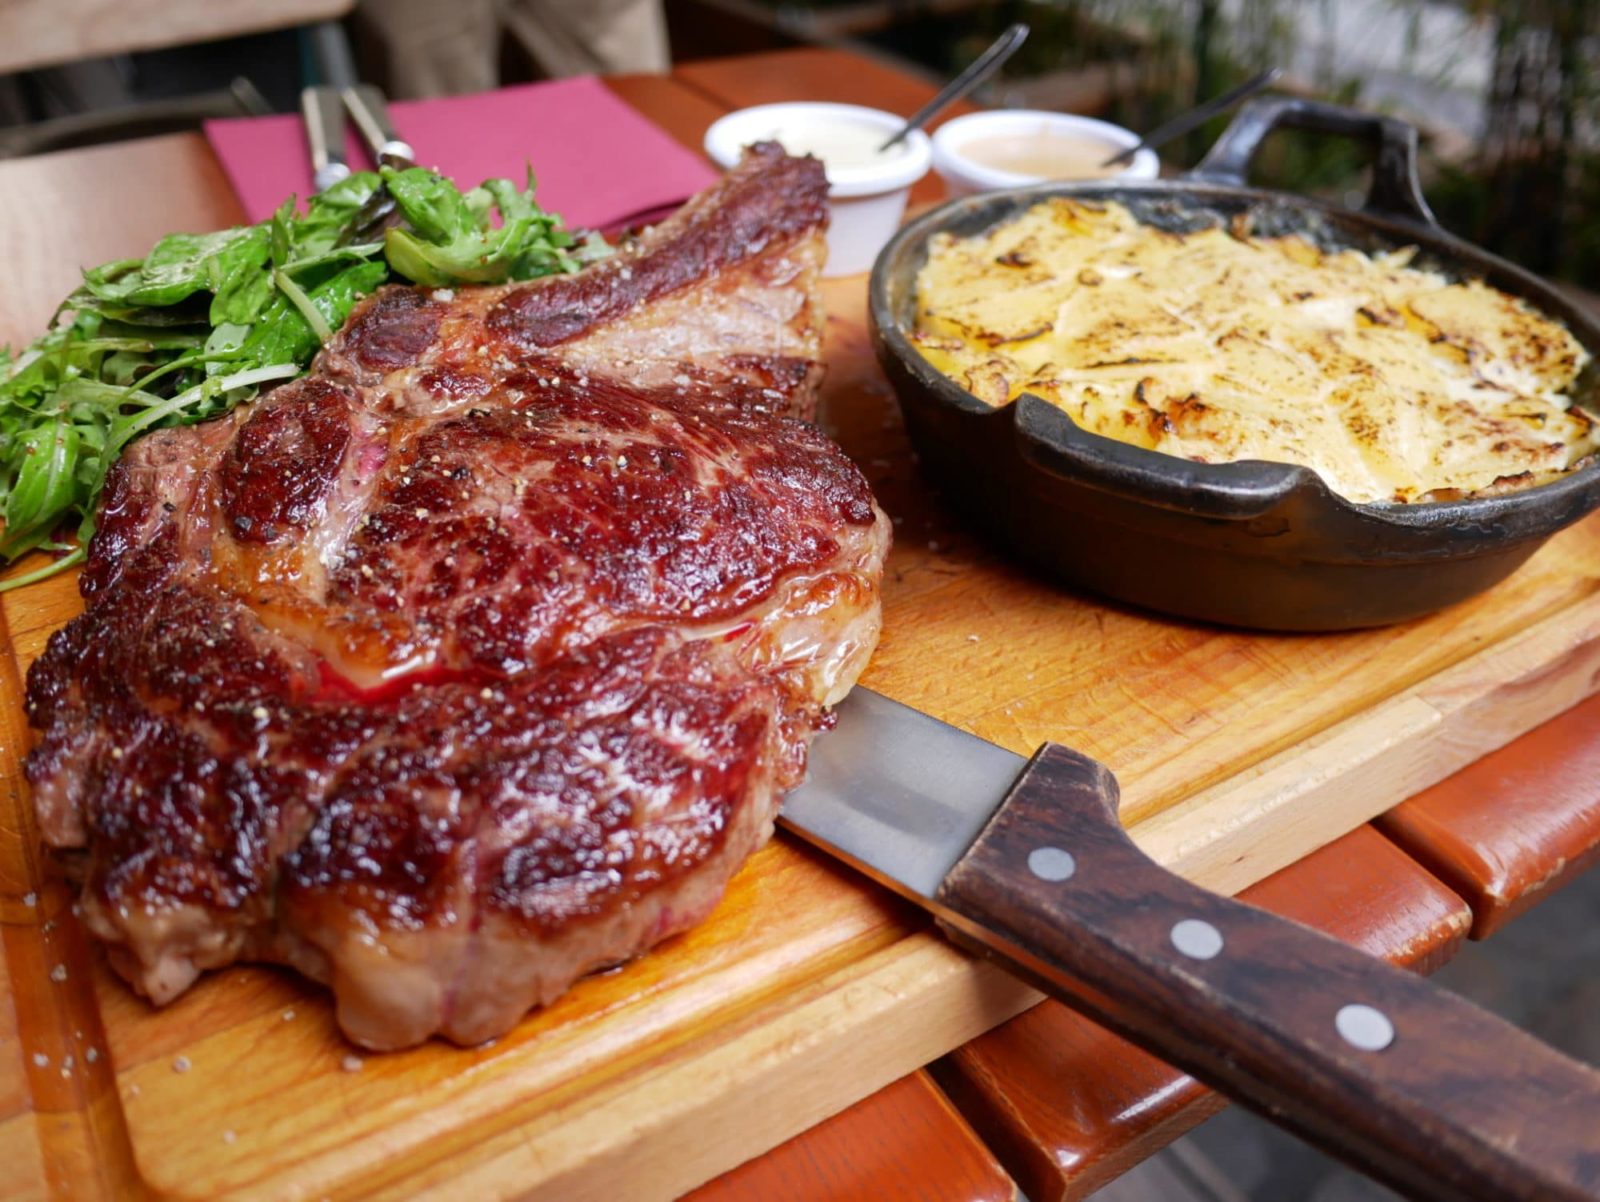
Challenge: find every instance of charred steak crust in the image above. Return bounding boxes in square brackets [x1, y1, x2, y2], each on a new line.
[25, 147, 889, 1050]
[321, 142, 831, 424]
[485, 144, 829, 348]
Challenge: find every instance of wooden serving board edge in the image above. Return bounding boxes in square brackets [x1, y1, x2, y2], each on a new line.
[318, 589, 1600, 1201]
[365, 938, 1039, 1202]
[1136, 590, 1600, 893]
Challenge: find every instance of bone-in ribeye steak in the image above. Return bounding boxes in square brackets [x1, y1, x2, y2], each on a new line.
[24, 144, 890, 1050]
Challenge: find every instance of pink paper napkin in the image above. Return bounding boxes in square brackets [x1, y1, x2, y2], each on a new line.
[204, 76, 717, 229]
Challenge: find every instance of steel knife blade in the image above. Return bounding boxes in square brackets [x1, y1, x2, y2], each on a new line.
[780, 688, 1600, 1202]
[782, 687, 1022, 902]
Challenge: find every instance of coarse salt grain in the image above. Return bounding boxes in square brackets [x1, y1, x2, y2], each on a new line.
[431, 288, 455, 302]
[223, 1130, 237, 1144]
[282, 1009, 296, 1021]
[22, 892, 36, 907]
[50, 964, 67, 983]
[342, 1055, 363, 1073]
[251, 706, 269, 722]
[32, 1052, 47, 1068]
[173, 1056, 191, 1074]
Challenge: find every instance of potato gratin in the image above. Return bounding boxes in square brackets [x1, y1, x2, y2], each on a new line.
[912, 199, 1597, 503]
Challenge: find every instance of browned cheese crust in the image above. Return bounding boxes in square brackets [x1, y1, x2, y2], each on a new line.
[914, 199, 1596, 504]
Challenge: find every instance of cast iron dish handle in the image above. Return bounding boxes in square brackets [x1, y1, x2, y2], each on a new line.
[1188, 93, 1438, 227]
[935, 746, 1600, 1202]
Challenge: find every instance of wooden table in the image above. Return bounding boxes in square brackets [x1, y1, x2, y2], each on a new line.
[0, 47, 1596, 1202]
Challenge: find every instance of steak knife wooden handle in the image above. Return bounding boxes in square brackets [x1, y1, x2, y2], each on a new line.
[934, 745, 1600, 1202]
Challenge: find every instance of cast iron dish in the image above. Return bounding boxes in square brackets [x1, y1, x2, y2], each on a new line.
[869, 96, 1600, 630]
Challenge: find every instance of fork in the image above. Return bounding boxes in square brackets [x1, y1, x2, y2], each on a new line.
[341, 84, 416, 169]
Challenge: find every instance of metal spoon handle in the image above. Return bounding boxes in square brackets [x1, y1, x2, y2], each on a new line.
[1102, 66, 1282, 168]
[880, 23, 1029, 151]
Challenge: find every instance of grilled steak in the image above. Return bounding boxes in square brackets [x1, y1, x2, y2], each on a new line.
[25, 144, 890, 1050]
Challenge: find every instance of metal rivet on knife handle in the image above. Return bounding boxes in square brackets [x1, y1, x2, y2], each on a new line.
[1170, 918, 1224, 960]
[1335, 1003, 1396, 1052]
[1026, 846, 1076, 882]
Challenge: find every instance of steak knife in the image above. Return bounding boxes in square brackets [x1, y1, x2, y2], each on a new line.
[300, 86, 351, 193]
[783, 688, 1600, 1202]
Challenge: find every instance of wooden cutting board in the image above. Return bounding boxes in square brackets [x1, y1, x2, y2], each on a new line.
[4, 264, 1600, 1201]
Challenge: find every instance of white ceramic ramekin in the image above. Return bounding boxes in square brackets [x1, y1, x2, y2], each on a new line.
[931, 110, 1160, 196]
[704, 101, 932, 277]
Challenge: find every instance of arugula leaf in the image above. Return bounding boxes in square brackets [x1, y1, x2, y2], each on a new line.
[0, 163, 609, 592]
[381, 165, 609, 286]
[241, 258, 390, 366]
[293, 172, 385, 257]
[382, 166, 476, 244]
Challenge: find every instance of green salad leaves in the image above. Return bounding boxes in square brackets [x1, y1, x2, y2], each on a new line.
[0, 166, 607, 590]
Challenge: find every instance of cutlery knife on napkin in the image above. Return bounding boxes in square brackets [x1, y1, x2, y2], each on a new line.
[784, 688, 1600, 1202]
[300, 85, 350, 193]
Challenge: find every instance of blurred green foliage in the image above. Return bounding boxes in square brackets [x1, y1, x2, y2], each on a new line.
[788, 0, 1600, 286]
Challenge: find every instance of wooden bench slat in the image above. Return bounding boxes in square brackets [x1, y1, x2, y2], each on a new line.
[685, 1069, 1016, 1202]
[1377, 691, 1600, 939]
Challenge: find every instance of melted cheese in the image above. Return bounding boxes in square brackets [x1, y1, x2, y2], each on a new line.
[912, 199, 1596, 503]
